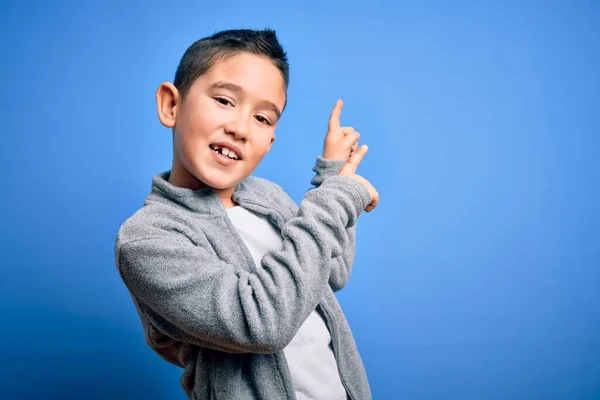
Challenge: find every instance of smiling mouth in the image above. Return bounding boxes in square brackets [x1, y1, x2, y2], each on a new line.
[209, 144, 241, 160]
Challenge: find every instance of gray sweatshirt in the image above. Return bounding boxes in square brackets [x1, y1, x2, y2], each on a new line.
[114, 157, 373, 399]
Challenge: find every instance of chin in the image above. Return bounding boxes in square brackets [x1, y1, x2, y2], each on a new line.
[204, 180, 238, 191]
[184, 154, 253, 191]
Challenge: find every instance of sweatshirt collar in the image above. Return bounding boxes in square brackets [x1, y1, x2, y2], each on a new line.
[148, 170, 267, 215]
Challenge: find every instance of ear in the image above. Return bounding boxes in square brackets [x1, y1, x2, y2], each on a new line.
[156, 82, 180, 128]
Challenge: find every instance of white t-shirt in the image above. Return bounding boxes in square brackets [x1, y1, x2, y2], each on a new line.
[226, 205, 348, 400]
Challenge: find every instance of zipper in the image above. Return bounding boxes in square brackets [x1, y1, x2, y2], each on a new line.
[239, 198, 354, 398]
[276, 352, 297, 400]
[215, 198, 260, 273]
[319, 301, 356, 400]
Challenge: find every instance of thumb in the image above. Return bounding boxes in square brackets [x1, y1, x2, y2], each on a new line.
[339, 145, 368, 175]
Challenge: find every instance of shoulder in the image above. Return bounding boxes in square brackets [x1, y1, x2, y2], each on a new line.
[115, 201, 195, 253]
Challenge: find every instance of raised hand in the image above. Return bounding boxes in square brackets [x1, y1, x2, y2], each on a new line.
[322, 100, 360, 161]
[338, 145, 379, 213]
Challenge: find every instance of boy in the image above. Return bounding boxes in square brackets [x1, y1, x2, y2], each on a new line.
[114, 29, 379, 399]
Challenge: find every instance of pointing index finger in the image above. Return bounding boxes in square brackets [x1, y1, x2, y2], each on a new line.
[328, 99, 343, 131]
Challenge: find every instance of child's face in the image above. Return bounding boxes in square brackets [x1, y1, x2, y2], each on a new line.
[171, 52, 286, 192]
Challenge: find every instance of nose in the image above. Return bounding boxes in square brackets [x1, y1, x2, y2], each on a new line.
[224, 112, 250, 141]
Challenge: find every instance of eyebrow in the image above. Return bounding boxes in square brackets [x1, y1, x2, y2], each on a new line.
[210, 81, 282, 119]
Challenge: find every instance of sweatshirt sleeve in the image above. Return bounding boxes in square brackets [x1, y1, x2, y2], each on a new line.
[115, 176, 371, 355]
[310, 156, 365, 292]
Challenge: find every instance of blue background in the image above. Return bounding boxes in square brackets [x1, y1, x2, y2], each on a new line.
[1, 1, 599, 399]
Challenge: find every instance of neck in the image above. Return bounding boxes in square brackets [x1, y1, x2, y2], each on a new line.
[218, 193, 238, 208]
[168, 160, 237, 208]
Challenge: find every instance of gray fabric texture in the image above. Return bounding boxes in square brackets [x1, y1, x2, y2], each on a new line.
[114, 157, 372, 399]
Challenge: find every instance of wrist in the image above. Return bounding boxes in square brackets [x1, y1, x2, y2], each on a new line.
[319, 175, 372, 216]
[322, 152, 347, 162]
[311, 156, 345, 187]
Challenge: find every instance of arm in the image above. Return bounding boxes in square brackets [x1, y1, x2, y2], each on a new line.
[311, 99, 366, 291]
[116, 176, 370, 354]
[310, 156, 357, 292]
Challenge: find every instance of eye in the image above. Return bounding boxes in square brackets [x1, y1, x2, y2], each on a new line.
[215, 97, 233, 106]
[254, 115, 272, 125]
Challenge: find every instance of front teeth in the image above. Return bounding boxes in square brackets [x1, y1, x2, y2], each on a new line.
[210, 145, 239, 160]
